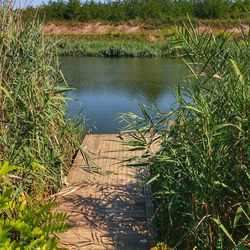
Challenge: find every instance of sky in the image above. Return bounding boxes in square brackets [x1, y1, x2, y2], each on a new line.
[15, 0, 50, 8]
[15, 0, 106, 8]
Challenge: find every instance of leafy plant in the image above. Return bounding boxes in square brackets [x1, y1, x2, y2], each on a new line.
[0, 162, 69, 250]
[23, 0, 250, 25]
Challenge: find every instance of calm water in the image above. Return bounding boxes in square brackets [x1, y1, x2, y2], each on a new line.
[61, 57, 188, 133]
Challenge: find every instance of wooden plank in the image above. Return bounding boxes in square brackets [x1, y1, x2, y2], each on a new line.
[56, 134, 154, 250]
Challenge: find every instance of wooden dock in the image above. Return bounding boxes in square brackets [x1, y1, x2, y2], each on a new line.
[56, 134, 154, 250]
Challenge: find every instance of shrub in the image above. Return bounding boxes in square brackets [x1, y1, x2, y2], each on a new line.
[0, 162, 69, 250]
[23, 0, 250, 24]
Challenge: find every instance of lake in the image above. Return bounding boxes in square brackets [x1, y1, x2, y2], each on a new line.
[61, 57, 188, 133]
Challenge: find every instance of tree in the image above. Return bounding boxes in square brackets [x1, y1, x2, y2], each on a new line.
[66, 0, 81, 20]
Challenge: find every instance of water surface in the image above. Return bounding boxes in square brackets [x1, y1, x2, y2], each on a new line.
[61, 57, 188, 133]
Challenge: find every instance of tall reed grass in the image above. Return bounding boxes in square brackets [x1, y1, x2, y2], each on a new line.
[51, 36, 180, 57]
[0, 3, 83, 195]
[48, 31, 248, 58]
[121, 21, 250, 249]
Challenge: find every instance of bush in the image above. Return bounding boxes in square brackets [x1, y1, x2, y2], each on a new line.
[0, 162, 69, 250]
[23, 0, 250, 24]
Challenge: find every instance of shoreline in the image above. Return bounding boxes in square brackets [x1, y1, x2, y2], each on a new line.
[44, 21, 249, 58]
[43, 21, 249, 37]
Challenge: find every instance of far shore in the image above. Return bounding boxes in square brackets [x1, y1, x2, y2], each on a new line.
[43, 21, 250, 39]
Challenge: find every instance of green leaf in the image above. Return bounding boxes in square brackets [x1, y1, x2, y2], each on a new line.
[213, 218, 236, 246]
[0, 162, 16, 176]
[214, 181, 229, 189]
[0, 86, 14, 103]
[183, 105, 202, 114]
[230, 59, 244, 84]
[146, 173, 160, 185]
[233, 206, 243, 229]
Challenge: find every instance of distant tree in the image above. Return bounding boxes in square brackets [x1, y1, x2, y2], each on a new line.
[39, 0, 67, 21]
[194, 0, 231, 19]
[22, 0, 249, 24]
[65, 0, 81, 20]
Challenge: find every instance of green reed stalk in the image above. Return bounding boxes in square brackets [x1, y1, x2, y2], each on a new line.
[0, 3, 83, 195]
[120, 20, 250, 249]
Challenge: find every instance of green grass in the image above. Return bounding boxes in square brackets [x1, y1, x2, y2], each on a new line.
[0, 4, 84, 249]
[0, 6, 83, 195]
[47, 34, 186, 57]
[120, 20, 250, 249]
[55, 37, 168, 57]
[47, 25, 248, 58]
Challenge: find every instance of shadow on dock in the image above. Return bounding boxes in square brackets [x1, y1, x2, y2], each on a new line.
[56, 134, 153, 250]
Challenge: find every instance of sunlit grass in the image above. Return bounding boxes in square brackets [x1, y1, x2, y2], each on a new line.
[120, 20, 250, 249]
[0, 5, 83, 195]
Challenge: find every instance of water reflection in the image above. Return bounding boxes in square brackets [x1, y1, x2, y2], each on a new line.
[61, 56, 188, 133]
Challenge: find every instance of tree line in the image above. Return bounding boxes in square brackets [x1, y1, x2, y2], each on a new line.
[23, 0, 250, 24]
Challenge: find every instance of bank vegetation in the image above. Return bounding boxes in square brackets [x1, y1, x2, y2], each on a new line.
[0, 3, 83, 248]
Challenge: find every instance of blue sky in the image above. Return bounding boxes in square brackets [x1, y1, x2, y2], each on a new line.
[15, 0, 49, 8]
[15, 0, 106, 8]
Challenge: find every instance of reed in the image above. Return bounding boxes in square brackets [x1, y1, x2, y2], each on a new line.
[47, 31, 247, 58]
[0, 3, 83, 195]
[120, 21, 250, 249]
[47, 35, 184, 58]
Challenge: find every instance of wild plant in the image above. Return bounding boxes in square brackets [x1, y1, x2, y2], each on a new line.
[0, 3, 83, 194]
[0, 162, 69, 249]
[120, 22, 250, 249]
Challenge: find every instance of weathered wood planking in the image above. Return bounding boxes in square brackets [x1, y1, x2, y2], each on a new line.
[56, 134, 154, 250]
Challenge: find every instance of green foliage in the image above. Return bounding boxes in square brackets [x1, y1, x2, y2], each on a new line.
[194, 0, 230, 19]
[0, 5, 83, 194]
[51, 35, 181, 57]
[23, 0, 250, 24]
[120, 22, 250, 248]
[0, 5, 77, 249]
[46, 30, 247, 58]
[0, 162, 69, 250]
[65, 0, 81, 20]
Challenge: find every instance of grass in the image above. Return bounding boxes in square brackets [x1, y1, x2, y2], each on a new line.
[0, 3, 83, 248]
[46, 33, 189, 58]
[0, 5, 83, 195]
[45, 23, 248, 58]
[51, 34, 248, 58]
[120, 20, 250, 249]
[51, 36, 177, 57]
